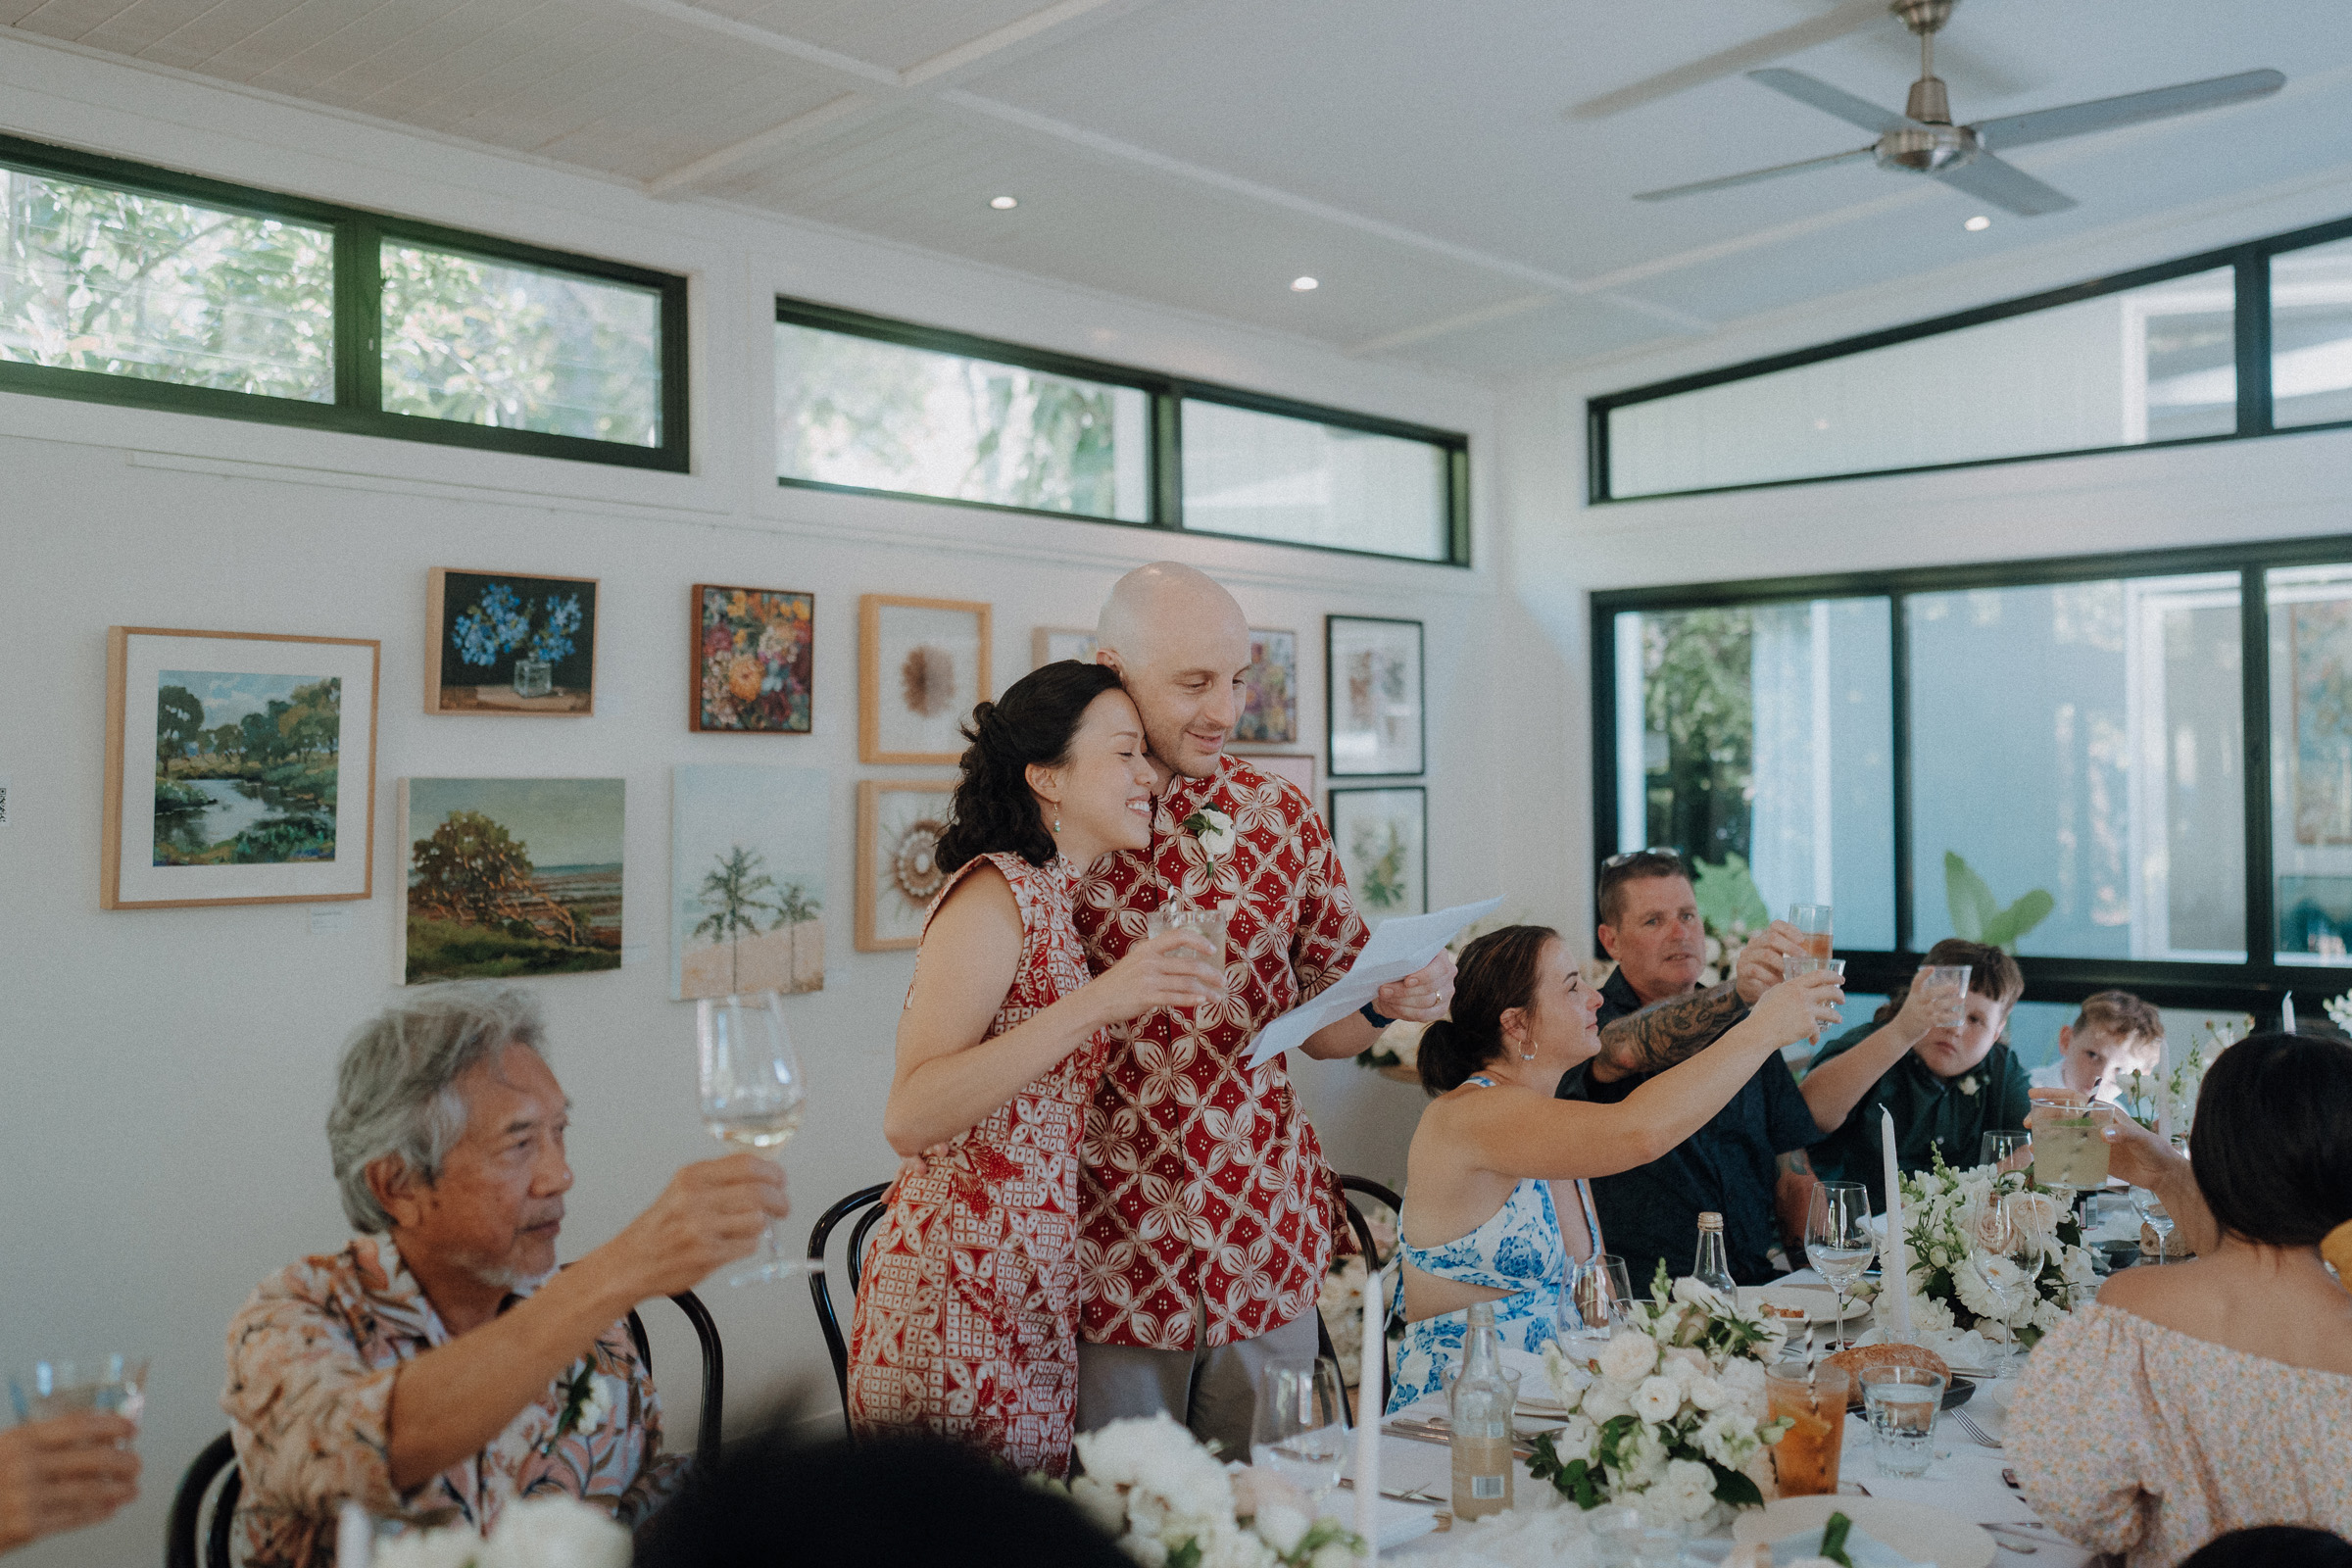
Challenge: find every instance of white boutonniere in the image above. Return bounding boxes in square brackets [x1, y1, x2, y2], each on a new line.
[544, 1363, 614, 1452]
[1957, 1074, 1981, 1097]
[1181, 807, 1236, 859]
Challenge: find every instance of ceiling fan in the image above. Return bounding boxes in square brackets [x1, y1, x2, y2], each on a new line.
[1631, 0, 2283, 216]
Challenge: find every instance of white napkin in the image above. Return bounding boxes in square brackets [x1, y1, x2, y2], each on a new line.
[1770, 1522, 1929, 1566]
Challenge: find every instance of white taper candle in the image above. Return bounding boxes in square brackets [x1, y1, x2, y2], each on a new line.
[1882, 1106, 1914, 1341]
[1356, 1263, 1382, 1559]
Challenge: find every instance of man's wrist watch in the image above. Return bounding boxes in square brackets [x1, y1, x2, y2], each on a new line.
[1360, 1003, 1394, 1029]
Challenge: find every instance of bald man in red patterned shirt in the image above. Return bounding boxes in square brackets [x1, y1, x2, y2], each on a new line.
[1069, 563, 1457, 1454]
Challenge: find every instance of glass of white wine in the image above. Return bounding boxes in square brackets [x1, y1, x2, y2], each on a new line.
[697, 990, 816, 1287]
[1805, 1181, 1875, 1353]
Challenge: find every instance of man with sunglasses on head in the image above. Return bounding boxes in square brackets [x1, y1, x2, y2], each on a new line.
[1554, 850, 1836, 1292]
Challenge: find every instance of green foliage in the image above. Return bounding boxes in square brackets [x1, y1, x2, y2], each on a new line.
[1943, 851, 2054, 954]
[1690, 853, 1770, 938]
[1642, 609, 1754, 862]
[404, 917, 617, 983]
[1352, 821, 1410, 912]
[1820, 1509, 1856, 1567]
[1706, 1459, 1764, 1509]
[154, 683, 204, 772]
[1528, 1432, 1601, 1507]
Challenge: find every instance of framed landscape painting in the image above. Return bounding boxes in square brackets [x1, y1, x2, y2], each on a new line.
[861, 595, 991, 763]
[1233, 628, 1298, 746]
[693, 584, 813, 734]
[1330, 785, 1427, 919]
[399, 777, 623, 983]
[1327, 615, 1424, 776]
[104, 627, 379, 909]
[425, 568, 598, 715]
[858, 780, 956, 951]
[672, 764, 826, 1000]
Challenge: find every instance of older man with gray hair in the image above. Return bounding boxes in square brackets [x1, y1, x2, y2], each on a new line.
[221, 984, 788, 1568]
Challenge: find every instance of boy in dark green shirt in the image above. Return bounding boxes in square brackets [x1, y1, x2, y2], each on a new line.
[1799, 939, 2030, 1210]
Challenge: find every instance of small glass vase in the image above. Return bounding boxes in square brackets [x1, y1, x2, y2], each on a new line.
[512, 659, 553, 699]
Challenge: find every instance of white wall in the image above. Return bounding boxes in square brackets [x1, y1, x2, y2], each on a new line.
[0, 36, 1500, 1566]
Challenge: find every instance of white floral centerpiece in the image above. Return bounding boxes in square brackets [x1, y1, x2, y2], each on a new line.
[1854, 1152, 2099, 1354]
[1055, 1414, 1364, 1568]
[371, 1496, 630, 1568]
[2121, 1016, 2247, 1134]
[1527, 1267, 1789, 1533]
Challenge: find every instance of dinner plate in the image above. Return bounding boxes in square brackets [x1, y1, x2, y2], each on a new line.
[1732, 1495, 1995, 1568]
[1744, 1283, 1869, 1324]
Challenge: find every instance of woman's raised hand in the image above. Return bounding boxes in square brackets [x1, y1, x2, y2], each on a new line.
[1747, 969, 1847, 1051]
[1090, 929, 1224, 1025]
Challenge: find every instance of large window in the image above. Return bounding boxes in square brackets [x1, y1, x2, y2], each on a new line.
[1592, 213, 2352, 502]
[0, 134, 687, 469]
[773, 299, 1469, 565]
[1594, 536, 2352, 1018]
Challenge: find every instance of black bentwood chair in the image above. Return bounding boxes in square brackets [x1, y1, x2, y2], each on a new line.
[167, 1291, 723, 1568]
[808, 1181, 893, 1431]
[1324, 1172, 1405, 1425]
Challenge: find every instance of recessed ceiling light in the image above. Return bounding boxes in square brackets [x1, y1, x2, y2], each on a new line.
[1964, 214, 1991, 231]
[989, 195, 1018, 210]
[1291, 275, 1319, 292]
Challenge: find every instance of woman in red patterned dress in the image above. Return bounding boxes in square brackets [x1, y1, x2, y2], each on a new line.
[846, 662, 1223, 1475]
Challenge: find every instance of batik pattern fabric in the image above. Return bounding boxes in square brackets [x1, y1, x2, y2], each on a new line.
[220, 1236, 680, 1568]
[1072, 756, 1371, 1351]
[845, 851, 1113, 1477]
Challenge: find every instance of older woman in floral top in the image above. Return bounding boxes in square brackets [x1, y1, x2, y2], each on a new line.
[222, 984, 790, 1567]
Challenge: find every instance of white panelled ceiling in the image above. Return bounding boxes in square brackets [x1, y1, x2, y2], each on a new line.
[6, 0, 2351, 378]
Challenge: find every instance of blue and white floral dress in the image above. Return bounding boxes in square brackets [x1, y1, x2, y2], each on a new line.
[1385, 1076, 1605, 1413]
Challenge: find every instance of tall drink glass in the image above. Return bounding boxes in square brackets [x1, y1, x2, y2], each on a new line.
[1789, 905, 1834, 960]
[1767, 1362, 1849, 1496]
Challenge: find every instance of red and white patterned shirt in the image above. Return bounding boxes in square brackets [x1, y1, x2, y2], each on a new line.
[1072, 756, 1370, 1349]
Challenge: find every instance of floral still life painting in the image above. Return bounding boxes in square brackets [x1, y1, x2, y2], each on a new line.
[672, 765, 826, 999]
[400, 777, 623, 983]
[1233, 628, 1298, 745]
[694, 585, 813, 733]
[152, 669, 341, 866]
[1330, 785, 1427, 917]
[426, 569, 598, 714]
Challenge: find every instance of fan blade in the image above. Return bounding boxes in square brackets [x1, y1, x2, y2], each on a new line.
[1634, 145, 1880, 202]
[1973, 68, 2285, 150]
[1566, 0, 1893, 121]
[1933, 152, 2077, 216]
[1747, 68, 1920, 133]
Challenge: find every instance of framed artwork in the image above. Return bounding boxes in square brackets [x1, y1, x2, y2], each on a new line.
[1249, 753, 1316, 797]
[693, 584, 814, 733]
[104, 627, 379, 909]
[1232, 628, 1298, 746]
[1330, 785, 1428, 919]
[1326, 615, 1425, 776]
[858, 780, 956, 951]
[426, 568, 598, 714]
[1032, 627, 1098, 668]
[861, 595, 992, 763]
[2291, 596, 2352, 844]
[672, 765, 826, 999]
[399, 778, 624, 983]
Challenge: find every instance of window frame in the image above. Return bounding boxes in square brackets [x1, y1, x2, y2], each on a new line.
[1590, 530, 2352, 1019]
[774, 295, 1472, 567]
[0, 132, 690, 471]
[1587, 211, 2352, 505]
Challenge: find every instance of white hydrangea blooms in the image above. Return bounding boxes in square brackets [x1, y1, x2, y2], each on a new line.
[1064, 1415, 1364, 1568]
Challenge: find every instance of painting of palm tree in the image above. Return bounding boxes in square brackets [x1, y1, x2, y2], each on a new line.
[672, 765, 827, 1000]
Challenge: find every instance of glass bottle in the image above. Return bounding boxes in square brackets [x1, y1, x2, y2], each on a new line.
[1692, 1210, 1738, 1296]
[1447, 1300, 1519, 1521]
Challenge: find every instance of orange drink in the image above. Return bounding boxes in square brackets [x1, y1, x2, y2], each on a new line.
[1767, 1364, 1848, 1496]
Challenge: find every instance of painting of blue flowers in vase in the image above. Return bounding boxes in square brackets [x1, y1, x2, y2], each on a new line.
[426, 568, 599, 714]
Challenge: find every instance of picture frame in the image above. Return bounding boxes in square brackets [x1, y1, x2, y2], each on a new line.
[1326, 614, 1425, 777]
[1329, 785, 1428, 919]
[425, 568, 599, 715]
[399, 778, 624, 983]
[672, 765, 826, 998]
[104, 626, 380, 909]
[691, 584, 814, 734]
[1231, 628, 1299, 747]
[861, 594, 992, 763]
[1248, 753, 1317, 797]
[858, 779, 957, 951]
[1032, 626, 1099, 669]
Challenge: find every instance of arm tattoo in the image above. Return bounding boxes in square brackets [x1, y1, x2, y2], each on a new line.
[1595, 981, 1748, 1078]
[1777, 1150, 1813, 1177]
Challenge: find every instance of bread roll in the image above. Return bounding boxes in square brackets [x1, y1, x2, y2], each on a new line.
[1822, 1341, 1951, 1385]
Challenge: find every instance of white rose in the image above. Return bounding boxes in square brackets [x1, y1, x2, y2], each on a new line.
[1672, 1276, 1728, 1313]
[1251, 1503, 1308, 1557]
[1552, 1414, 1598, 1458]
[1123, 1536, 1169, 1568]
[374, 1531, 482, 1568]
[1663, 1457, 1717, 1520]
[1633, 1375, 1683, 1424]
[1069, 1477, 1130, 1535]
[1308, 1544, 1356, 1568]
[1599, 1330, 1659, 1384]
[1687, 1376, 1731, 1412]
[1581, 1380, 1633, 1423]
[480, 1497, 630, 1568]
[1695, 1409, 1759, 1470]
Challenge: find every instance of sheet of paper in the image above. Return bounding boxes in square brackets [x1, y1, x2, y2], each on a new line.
[1245, 896, 1503, 1068]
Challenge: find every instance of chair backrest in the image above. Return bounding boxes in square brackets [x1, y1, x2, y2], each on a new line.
[623, 1289, 726, 1459]
[166, 1431, 240, 1568]
[1335, 1173, 1401, 1272]
[807, 1181, 892, 1422]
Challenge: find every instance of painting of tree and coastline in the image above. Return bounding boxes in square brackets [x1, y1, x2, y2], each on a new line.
[152, 670, 341, 865]
[672, 765, 826, 1001]
[401, 778, 624, 983]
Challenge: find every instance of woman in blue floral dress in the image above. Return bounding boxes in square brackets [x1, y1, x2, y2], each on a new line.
[1388, 925, 1843, 1410]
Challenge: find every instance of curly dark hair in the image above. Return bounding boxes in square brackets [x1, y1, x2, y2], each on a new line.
[935, 660, 1128, 875]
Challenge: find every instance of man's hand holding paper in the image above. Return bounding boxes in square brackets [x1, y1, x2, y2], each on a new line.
[1245, 896, 1503, 1067]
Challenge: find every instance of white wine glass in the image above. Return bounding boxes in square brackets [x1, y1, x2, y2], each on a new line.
[697, 991, 817, 1287]
[1558, 1253, 1634, 1362]
[2132, 1187, 2178, 1266]
[1250, 1356, 1349, 1510]
[1805, 1181, 1875, 1354]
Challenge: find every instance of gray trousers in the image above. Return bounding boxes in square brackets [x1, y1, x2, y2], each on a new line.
[1073, 1304, 1324, 1461]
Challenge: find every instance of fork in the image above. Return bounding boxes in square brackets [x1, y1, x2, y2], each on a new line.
[1950, 1406, 2003, 1448]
